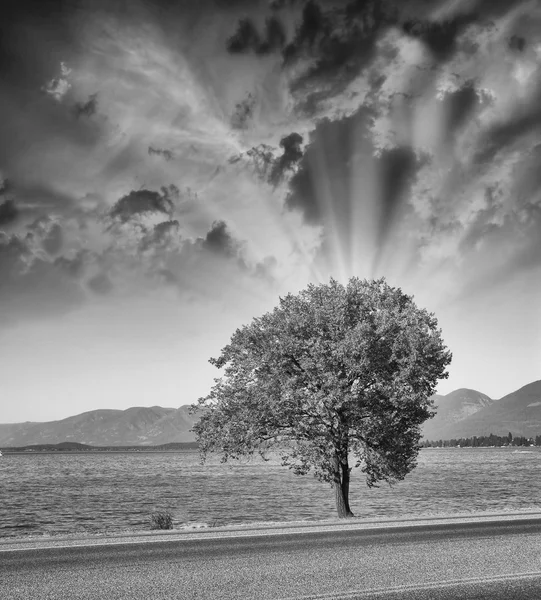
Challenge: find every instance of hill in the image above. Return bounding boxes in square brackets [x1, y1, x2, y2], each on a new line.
[2, 380, 540, 446]
[424, 380, 541, 440]
[422, 388, 495, 440]
[0, 405, 199, 447]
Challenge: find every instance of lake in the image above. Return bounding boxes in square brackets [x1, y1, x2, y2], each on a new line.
[1, 448, 540, 538]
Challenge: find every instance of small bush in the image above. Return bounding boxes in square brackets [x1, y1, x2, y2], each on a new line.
[150, 511, 173, 530]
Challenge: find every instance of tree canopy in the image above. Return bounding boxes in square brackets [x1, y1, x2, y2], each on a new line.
[193, 277, 452, 517]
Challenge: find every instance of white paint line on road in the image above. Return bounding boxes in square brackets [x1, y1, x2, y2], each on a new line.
[276, 571, 541, 599]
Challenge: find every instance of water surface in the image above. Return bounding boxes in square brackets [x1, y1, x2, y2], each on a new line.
[1, 448, 539, 538]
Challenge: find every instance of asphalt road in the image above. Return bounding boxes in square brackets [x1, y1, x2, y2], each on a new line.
[2, 516, 541, 599]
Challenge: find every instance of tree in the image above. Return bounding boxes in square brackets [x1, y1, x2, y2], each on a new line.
[193, 278, 452, 518]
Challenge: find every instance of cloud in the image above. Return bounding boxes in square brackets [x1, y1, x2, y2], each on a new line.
[473, 86, 541, 166]
[109, 187, 177, 223]
[226, 16, 287, 55]
[401, 13, 479, 61]
[229, 144, 276, 182]
[281, 0, 399, 116]
[440, 81, 481, 141]
[87, 272, 113, 295]
[508, 34, 526, 52]
[231, 93, 257, 129]
[73, 93, 98, 119]
[2, 0, 540, 327]
[202, 220, 243, 258]
[285, 108, 373, 224]
[42, 223, 64, 255]
[375, 145, 422, 246]
[0, 231, 84, 326]
[268, 132, 304, 186]
[0, 190, 281, 328]
[0, 199, 18, 227]
[54, 249, 94, 279]
[283, 0, 325, 58]
[0, 175, 9, 195]
[139, 219, 181, 253]
[148, 147, 175, 161]
[41, 62, 72, 101]
[228, 132, 304, 187]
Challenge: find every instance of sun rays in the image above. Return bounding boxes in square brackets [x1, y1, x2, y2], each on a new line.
[1, 0, 541, 419]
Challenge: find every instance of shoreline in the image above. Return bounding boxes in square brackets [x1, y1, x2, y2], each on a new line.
[2, 507, 541, 549]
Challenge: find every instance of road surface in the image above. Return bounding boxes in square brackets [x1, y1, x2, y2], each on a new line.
[2, 514, 541, 599]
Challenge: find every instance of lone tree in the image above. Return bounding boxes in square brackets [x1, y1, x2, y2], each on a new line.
[193, 278, 452, 518]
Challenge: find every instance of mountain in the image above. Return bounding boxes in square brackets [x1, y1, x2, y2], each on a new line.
[0, 405, 199, 447]
[423, 380, 541, 440]
[2, 380, 540, 446]
[422, 388, 495, 440]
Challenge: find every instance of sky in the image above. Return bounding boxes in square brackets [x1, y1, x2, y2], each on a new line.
[0, 0, 540, 423]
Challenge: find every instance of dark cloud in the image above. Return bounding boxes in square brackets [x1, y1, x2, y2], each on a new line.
[213, 0, 257, 5]
[474, 0, 530, 19]
[269, 0, 297, 10]
[202, 220, 242, 258]
[226, 16, 286, 55]
[508, 34, 526, 52]
[285, 106, 424, 273]
[0, 177, 10, 195]
[229, 133, 303, 187]
[401, 13, 479, 61]
[283, 0, 326, 62]
[139, 219, 180, 252]
[286, 109, 373, 224]
[231, 93, 256, 130]
[268, 132, 304, 186]
[473, 89, 541, 166]
[227, 18, 261, 53]
[0, 199, 18, 226]
[442, 82, 481, 141]
[260, 15, 288, 54]
[27, 217, 64, 255]
[282, 0, 398, 115]
[54, 249, 92, 278]
[0, 231, 84, 326]
[224, 0, 531, 121]
[148, 146, 175, 161]
[109, 187, 177, 223]
[41, 222, 63, 255]
[153, 219, 180, 239]
[73, 93, 98, 119]
[87, 272, 113, 295]
[229, 143, 276, 182]
[375, 145, 421, 252]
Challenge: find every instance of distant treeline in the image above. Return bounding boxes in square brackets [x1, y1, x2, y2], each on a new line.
[421, 433, 541, 448]
[0, 441, 199, 453]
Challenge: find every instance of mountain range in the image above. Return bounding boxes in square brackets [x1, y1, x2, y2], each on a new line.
[0, 406, 199, 447]
[1, 380, 540, 447]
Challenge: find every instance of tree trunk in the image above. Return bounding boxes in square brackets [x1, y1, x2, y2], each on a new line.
[333, 455, 354, 518]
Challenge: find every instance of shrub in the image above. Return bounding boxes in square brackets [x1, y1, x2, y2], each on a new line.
[150, 511, 173, 530]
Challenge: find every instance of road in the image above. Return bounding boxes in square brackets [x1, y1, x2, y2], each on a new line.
[2, 515, 541, 599]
